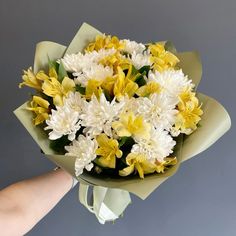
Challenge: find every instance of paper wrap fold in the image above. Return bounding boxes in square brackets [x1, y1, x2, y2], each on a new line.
[14, 23, 231, 222]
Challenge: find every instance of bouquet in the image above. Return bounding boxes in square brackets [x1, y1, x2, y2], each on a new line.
[14, 23, 231, 223]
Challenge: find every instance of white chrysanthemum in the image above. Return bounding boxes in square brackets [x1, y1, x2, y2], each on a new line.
[74, 64, 113, 87]
[132, 127, 176, 163]
[61, 53, 85, 72]
[65, 135, 98, 176]
[148, 69, 194, 97]
[121, 39, 146, 54]
[63, 91, 84, 112]
[45, 106, 81, 141]
[92, 48, 117, 62]
[61, 48, 116, 74]
[133, 93, 178, 131]
[129, 51, 152, 69]
[80, 93, 125, 137]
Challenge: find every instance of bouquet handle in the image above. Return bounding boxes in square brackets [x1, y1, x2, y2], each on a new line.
[79, 183, 131, 224]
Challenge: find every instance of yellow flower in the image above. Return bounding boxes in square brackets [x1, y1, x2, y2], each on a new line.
[85, 65, 140, 100]
[42, 76, 75, 106]
[85, 35, 124, 52]
[101, 76, 117, 95]
[19, 67, 49, 90]
[112, 112, 150, 140]
[120, 154, 177, 178]
[85, 79, 103, 100]
[136, 81, 161, 97]
[99, 51, 129, 73]
[113, 67, 139, 100]
[27, 96, 50, 125]
[173, 90, 203, 134]
[149, 43, 179, 72]
[119, 153, 157, 179]
[155, 157, 177, 173]
[95, 134, 123, 168]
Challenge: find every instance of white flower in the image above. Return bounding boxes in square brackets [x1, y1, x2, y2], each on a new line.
[65, 135, 98, 176]
[61, 53, 85, 73]
[80, 93, 125, 137]
[63, 91, 84, 112]
[132, 127, 176, 163]
[133, 93, 178, 131]
[45, 106, 81, 141]
[61, 48, 116, 74]
[148, 69, 194, 98]
[121, 39, 146, 54]
[129, 51, 152, 69]
[74, 64, 113, 87]
[92, 48, 117, 62]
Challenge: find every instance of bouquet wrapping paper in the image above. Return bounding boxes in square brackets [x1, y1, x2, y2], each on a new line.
[14, 23, 231, 223]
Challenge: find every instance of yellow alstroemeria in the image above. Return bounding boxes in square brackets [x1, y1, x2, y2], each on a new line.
[149, 43, 179, 72]
[85, 79, 103, 100]
[42, 76, 75, 106]
[19, 67, 49, 90]
[85, 34, 124, 52]
[27, 96, 50, 125]
[119, 153, 157, 179]
[99, 51, 130, 73]
[136, 81, 161, 97]
[178, 88, 197, 110]
[173, 90, 203, 134]
[113, 67, 139, 100]
[155, 157, 177, 173]
[112, 112, 150, 140]
[95, 134, 123, 168]
[101, 76, 117, 95]
[125, 64, 142, 82]
[120, 153, 177, 178]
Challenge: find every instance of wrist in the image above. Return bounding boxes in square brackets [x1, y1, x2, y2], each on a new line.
[54, 168, 78, 189]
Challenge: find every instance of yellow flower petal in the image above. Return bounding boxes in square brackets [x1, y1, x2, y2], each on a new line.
[85, 35, 124, 52]
[36, 70, 49, 81]
[136, 81, 161, 97]
[42, 76, 75, 106]
[61, 77, 76, 93]
[49, 67, 58, 78]
[119, 164, 135, 177]
[155, 157, 177, 173]
[119, 153, 157, 179]
[149, 43, 179, 72]
[101, 76, 116, 95]
[95, 134, 123, 169]
[85, 79, 103, 100]
[173, 89, 203, 134]
[112, 112, 150, 140]
[27, 96, 50, 125]
[113, 67, 138, 100]
[19, 68, 42, 90]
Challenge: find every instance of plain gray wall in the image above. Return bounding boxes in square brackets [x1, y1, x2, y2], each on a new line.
[0, 0, 235, 235]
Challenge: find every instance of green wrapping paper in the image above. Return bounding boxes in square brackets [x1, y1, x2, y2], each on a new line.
[14, 23, 231, 222]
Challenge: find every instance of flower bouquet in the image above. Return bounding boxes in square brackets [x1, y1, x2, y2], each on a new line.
[14, 23, 231, 223]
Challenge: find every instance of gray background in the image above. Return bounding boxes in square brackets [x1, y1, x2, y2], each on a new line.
[0, 0, 235, 235]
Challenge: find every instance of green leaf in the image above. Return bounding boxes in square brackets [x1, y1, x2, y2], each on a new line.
[138, 65, 150, 75]
[75, 84, 86, 95]
[47, 55, 59, 71]
[58, 61, 68, 82]
[118, 137, 128, 147]
[135, 74, 147, 87]
[131, 65, 138, 75]
[119, 136, 135, 159]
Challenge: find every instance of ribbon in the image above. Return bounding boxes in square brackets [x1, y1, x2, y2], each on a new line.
[79, 183, 131, 224]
